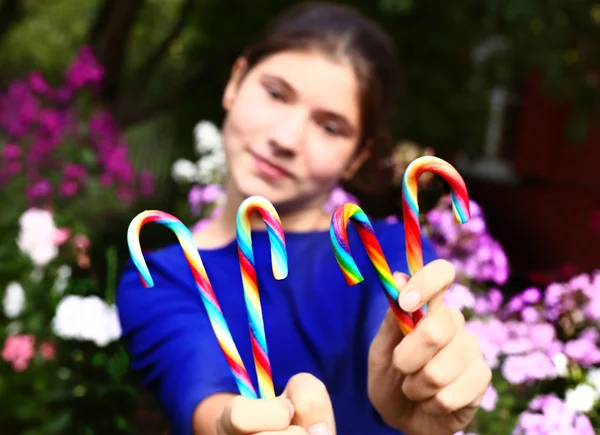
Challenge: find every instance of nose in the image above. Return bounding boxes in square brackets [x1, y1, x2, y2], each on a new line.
[268, 108, 307, 157]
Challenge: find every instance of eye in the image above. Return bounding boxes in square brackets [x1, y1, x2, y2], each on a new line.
[321, 121, 341, 136]
[266, 86, 285, 101]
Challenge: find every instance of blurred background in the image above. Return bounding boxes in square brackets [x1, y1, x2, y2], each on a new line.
[0, 0, 599, 434]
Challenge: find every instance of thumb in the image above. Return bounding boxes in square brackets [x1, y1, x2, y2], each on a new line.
[281, 373, 336, 435]
[369, 272, 409, 367]
[216, 395, 293, 435]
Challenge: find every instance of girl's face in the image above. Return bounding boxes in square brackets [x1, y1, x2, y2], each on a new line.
[221, 49, 368, 210]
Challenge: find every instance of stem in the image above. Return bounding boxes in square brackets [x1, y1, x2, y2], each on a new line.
[105, 245, 118, 305]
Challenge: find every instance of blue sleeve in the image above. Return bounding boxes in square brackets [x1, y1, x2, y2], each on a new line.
[383, 222, 439, 274]
[116, 246, 238, 435]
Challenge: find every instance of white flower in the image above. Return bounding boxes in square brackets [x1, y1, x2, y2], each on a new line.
[171, 158, 198, 183]
[552, 352, 569, 377]
[54, 280, 68, 296]
[194, 120, 223, 154]
[30, 245, 58, 266]
[52, 295, 121, 347]
[197, 158, 215, 182]
[196, 158, 216, 183]
[17, 208, 59, 267]
[53, 264, 72, 295]
[3, 282, 24, 318]
[565, 384, 599, 413]
[57, 265, 72, 280]
[196, 149, 227, 184]
[587, 368, 600, 392]
[211, 148, 226, 170]
[30, 267, 44, 282]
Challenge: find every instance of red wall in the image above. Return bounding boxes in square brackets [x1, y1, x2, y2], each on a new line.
[463, 72, 600, 279]
[513, 72, 600, 190]
[465, 177, 599, 278]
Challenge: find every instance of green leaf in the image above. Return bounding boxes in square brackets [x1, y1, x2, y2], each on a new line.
[92, 352, 108, 367]
[379, 0, 414, 14]
[81, 148, 97, 167]
[42, 412, 72, 434]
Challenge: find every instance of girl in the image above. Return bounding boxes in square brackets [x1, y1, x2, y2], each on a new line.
[117, 2, 491, 435]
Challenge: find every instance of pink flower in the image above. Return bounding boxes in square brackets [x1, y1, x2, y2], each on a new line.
[443, 283, 475, 311]
[188, 184, 224, 215]
[500, 351, 558, 385]
[188, 185, 204, 215]
[140, 170, 154, 196]
[63, 163, 87, 180]
[481, 384, 498, 411]
[192, 218, 211, 233]
[8, 161, 22, 172]
[99, 173, 113, 186]
[564, 337, 600, 367]
[574, 414, 596, 435]
[39, 341, 56, 360]
[59, 180, 79, 197]
[39, 109, 62, 135]
[28, 71, 50, 94]
[53, 86, 72, 104]
[65, 46, 105, 91]
[580, 327, 599, 343]
[53, 227, 71, 245]
[0, 80, 40, 138]
[2, 334, 35, 371]
[201, 184, 224, 203]
[385, 215, 399, 224]
[89, 111, 118, 138]
[26, 178, 52, 201]
[192, 206, 224, 233]
[2, 143, 21, 160]
[323, 186, 359, 213]
[73, 234, 90, 251]
[515, 394, 593, 434]
[521, 306, 539, 323]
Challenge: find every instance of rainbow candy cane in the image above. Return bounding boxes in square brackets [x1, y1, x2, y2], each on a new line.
[402, 155, 471, 324]
[127, 210, 258, 399]
[236, 196, 288, 399]
[330, 204, 416, 336]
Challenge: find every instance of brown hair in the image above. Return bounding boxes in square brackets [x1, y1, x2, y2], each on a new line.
[240, 1, 397, 196]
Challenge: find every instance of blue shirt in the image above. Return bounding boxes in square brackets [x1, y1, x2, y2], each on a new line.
[117, 219, 438, 435]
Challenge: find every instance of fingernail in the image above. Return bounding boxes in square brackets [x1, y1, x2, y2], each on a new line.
[308, 422, 330, 435]
[393, 271, 408, 286]
[400, 289, 421, 312]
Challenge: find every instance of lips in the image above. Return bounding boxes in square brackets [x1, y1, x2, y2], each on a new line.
[250, 151, 292, 180]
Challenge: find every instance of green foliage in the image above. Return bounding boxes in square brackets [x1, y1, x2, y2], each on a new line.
[3, 0, 599, 159]
[0, 0, 99, 80]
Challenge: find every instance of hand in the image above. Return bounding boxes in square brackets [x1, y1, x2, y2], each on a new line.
[216, 373, 336, 435]
[367, 259, 491, 435]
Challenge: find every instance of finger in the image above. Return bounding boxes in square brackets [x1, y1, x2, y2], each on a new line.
[369, 272, 409, 369]
[217, 396, 293, 435]
[282, 373, 336, 435]
[398, 259, 455, 313]
[401, 328, 480, 402]
[393, 306, 463, 375]
[255, 426, 308, 435]
[420, 357, 492, 416]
